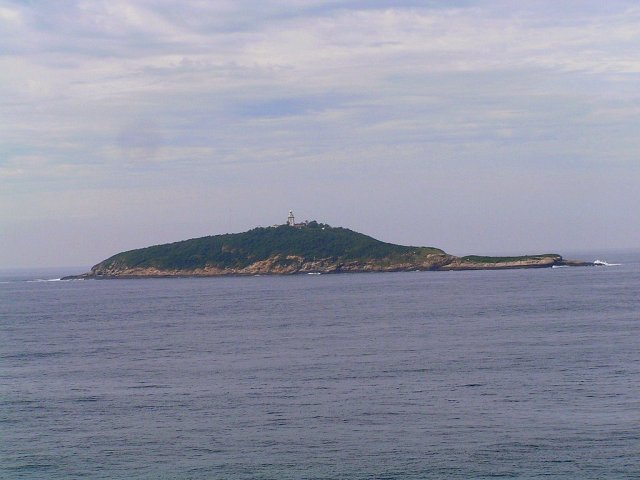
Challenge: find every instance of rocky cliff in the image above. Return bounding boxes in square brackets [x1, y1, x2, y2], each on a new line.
[86, 252, 456, 277]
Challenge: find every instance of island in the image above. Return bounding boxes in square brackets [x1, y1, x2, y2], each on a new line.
[65, 213, 593, 279]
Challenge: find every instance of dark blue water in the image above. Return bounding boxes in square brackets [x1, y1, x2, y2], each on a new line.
[2, 254, 639, 479]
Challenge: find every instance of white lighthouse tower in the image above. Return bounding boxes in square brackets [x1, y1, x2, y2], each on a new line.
[287, 210, 295, 226]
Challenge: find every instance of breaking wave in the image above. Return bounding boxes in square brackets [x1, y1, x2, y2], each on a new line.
[593, 259, 622, 267]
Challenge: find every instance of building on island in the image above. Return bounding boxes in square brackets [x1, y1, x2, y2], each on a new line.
[286, 210, 308, 228]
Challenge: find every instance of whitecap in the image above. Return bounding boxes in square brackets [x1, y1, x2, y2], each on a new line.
[593, 260, 622, 267]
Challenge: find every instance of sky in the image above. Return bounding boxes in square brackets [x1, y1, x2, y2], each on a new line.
[1, 0, 639, 268]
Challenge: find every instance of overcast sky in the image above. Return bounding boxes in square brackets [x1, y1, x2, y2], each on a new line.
[2, 0, 639, 268]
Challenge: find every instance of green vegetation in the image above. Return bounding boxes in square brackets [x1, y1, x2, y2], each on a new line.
[96, 223, 445, 271]
[460, 254, 561, 264]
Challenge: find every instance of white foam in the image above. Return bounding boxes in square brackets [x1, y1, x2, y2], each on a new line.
[593, 260, 622, 267]
[26, 277, 79, 283]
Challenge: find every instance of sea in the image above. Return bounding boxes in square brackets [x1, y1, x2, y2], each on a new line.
[1, 251, 639, 479]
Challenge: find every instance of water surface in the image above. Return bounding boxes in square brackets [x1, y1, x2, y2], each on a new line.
[2, 254, 639, 479]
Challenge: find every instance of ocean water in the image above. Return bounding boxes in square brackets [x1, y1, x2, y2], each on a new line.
[1, 253, 639, 479]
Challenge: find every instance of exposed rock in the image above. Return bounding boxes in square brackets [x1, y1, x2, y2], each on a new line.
[61, 252, 592, 279]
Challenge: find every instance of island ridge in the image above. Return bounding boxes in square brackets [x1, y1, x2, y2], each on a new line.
[65, 214, 593, 279]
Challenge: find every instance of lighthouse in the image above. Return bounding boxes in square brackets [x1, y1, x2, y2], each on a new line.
[287, 210, 295, 226]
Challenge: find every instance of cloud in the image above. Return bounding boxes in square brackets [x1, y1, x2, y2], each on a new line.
[1, 0, 640, 265]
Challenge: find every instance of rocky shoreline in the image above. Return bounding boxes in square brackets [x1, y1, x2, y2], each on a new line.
[63, 254, 595, 279]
